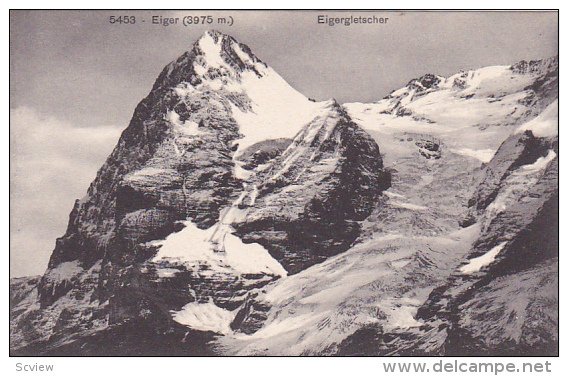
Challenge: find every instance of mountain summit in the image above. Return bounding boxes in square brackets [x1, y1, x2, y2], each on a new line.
[149, 30, 327, 153]
[153, 30, 267, 91]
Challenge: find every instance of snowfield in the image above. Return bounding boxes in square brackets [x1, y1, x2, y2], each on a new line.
[229, 70, 327, 154]
[152, 220, 287, 277]
[219, 225, 481, 355]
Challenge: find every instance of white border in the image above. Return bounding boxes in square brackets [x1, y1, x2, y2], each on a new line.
[2, 2, 564, 375]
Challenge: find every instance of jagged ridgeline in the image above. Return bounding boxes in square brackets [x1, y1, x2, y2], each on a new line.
[10, 30, 557, 356]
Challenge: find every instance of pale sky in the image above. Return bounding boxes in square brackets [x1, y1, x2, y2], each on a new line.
[9, 10, 558, 277]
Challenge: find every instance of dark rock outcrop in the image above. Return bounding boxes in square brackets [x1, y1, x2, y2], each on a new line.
[407, 73, 442, 92]
[234, 102, 390, 274]
[236, 138, 293, 170]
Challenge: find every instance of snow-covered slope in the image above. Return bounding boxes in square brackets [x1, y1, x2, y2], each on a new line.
[345, 56, 557, 165]
[219, 225, 480, 355]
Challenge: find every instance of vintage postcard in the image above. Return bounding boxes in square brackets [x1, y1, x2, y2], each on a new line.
[9, 9, 559, 362]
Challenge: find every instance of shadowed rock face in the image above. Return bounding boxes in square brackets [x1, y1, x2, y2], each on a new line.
[38, 54, 245, 308]
[236, 138, 292, 169]
[466, 131, 556, 216]
[234, 103, 390, 273]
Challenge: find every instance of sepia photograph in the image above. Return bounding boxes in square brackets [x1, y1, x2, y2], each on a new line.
[9, 9, 559, 359]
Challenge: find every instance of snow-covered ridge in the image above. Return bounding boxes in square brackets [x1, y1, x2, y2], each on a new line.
[345, 56, 557, 164]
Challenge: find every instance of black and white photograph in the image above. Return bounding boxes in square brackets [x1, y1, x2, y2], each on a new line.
[8, 8, 559, 362]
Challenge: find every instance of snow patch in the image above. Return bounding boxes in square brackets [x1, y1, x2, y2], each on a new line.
[520, 150, 557, 173]
[153, 220, 287, 277]
[224, 233, 287, 276]
[156, 268, 180, 278]
[380, 297, 423, 329]
[197, 32, 227, 69]
[384, 191, 407, 199]
[460, 242, 507, 274]
[390, 201, 428, 211]
[166, 110, 204, 137]
[172, 300, 235, 334]
[234, 161, 253, 181]
[244, 312, 328, 340]
[391, 259, 411, 269]
[173, 83, 196, 97]
[249, 185, 259, 206]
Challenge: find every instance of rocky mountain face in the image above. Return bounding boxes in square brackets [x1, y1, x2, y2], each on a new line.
[10, 31, 390, 354]
[234, 101, 391, 274]
[10, 32, 557, 356]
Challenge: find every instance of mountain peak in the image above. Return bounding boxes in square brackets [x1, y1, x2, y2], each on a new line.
[199, 29, 232, 42]
[193, 29, 236, 52]
[152, 30, 267, 91]
[192, 30, 265, 72]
